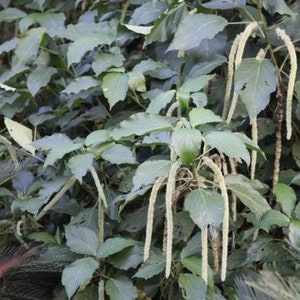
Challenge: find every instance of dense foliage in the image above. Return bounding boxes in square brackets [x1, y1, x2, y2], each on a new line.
[0, 0, 300, 299]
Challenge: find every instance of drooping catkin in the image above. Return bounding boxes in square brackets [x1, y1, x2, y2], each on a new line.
[276, 28, 297, 140]
[202, 156, 229, 282]
[222, 34, 241, 120]
[144, 175, 166, 262]
[165, 160, 181, 278]
[201, 226, 208, 284]
[226, 22, 258, 123]
[251, 116, 258, 180]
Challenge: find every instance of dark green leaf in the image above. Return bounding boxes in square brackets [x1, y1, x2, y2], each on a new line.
[184, 188, 224, 230]
[97, 237, 136, 258]
[178, 273, 207, 300]
[105, 276, 137, 300]
[259, 210, 290, 232]
[168, 13, 227, 51]
[62, 257, 99, 299]
[273, 183, 296, 217]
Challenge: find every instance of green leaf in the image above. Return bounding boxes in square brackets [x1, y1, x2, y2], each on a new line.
[146, 90, 176, 114]
[262, 0, 296, 18]
[184, 189, 224, 230]
[111, 112, 174, 140]
[44, 143, 83, 168]
[124, 24, 153, 35]
[178, 273, 207, 300]
[27, 66, 57, 96]
[201, 0, 246, 9]
[172, 128, 202, 165]
[101, 144, 136, 165]
[105, 276, 137, 300]
[0, 38, 18, 54]
[181, 233, 202, 259]
[65, 225, 99, 256]
[61, 76, 99, 95]
[68, 153, 94, 183]
[11, 196, 49, 215]
[259, 210, 290, 232]
[4, 117, 36, 155]
[97, 237, 136, 258]
[15, 27, 46, 66]
[128, 71, 146, 92]
[181, 75, 214, 93]
[181, 257, 202, 276]
[102, 73, 129, 108]
[92, 48, 124, 75]
[189, 108, 222, 127]
[205, 131, 250, 165]
[226, 174, 271, 220]
[62, 257, 99, 299]
[134, 252, 166, 279]
[273, 183, 296, 217]
[288, 221, 300, 251]
[85, 130, 111, 147]
[292, 139, 300, 168]
[32, 133, 73, 150]
[0, 7, 26, 22]
[68, 37, 114, 67]
[235, 58, 277, 121]
[28, 232, 58, 244]
[110, 244, 144, 270]
[168, 13, 227, 51]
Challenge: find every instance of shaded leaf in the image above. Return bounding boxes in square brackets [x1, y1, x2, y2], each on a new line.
[65, 225, 99, 256]
[235, 58, 277, 121]
[105, 276, 137, 300]
[259, 210, 290, 232]
[262, 0, 296, 18]
[68, 153, 94, 183]
[102, 73, 129, 108]
[273, 183, 296, 217]
[201, 0, 246, 9]
[92, 50, 124, 75]
[0, 7, 26, 22]
[61, 76, 99, 95]
[111, 112, 174, 140]
[146, 90, 176, 114]
[62, 257, 99, 299]
[97, 237, 136, 258]
[172, 128, 202, 165]
[27, 66, 57, 96]
[205, 131, 250, 165]
[226, 174, 271, 220]
[101, 144, 136, 165]
[288, 221, 300, 251]
[168, 13, 227, 51]
[178, 273, 207, 300]
[184, 188, 224, 230]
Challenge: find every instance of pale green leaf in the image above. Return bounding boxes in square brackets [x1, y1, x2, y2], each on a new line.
[4, 117, 36, 155]
[32, 133, 73, 150]
[259, 210, 290, 232]
[111, 112, 174, 140]
[128, 71, 146, 92]
[134, 253, 165, 279]
[178, 273, 207, 300]
[101, 144, 136, 165]
[172, 128, 202, 165]
[15, 27, 46, 66]
[146, 90, 176, 114]
[102, 73, 129, 108]
[201, 0, 246, 9]
[67, 37, 113, 67]
[0, 7, 26, 22]
[181, 75, 214, 93]
[168, 13, 227, 51]
[226, 174, 271, 220]
[97, 237, 136, 258]
[273, 183, 296, 217]
[288, 221, 300, 251]
[235, 58, 277, 121]
[205, 131, 250, 165]
[85, 130, 111, 147]
[184, 189, 224, 230]
[189, 108, 222, 127]
[27, 66, 57, 96]
[44, 143, 83, 168]
[68, 153, 94, 183]
[65, 225, 99, 256]
[92, 51, 124, 75]
[61, 76, 99, 95]
[123, 24, 153, 35]
[62, 257, 99, 299]
[0, 38, 18, 54]
[105, 276, 137, 300]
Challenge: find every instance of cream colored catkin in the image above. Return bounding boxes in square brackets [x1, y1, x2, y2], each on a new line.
[251, 116, 258, 180]
[144, 175, 166, 262]
[202, 156, 229, 282]
[165, 160, 181, 278]
[276, 28, 297, 140]
[201, 226, 208, 284]
[226, 22, 258, 123]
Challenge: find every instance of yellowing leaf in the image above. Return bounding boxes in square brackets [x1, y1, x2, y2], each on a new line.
[4, 117, 36, 155]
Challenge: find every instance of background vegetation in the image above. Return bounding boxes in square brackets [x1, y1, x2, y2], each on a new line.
[0, 0, 300, 299]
